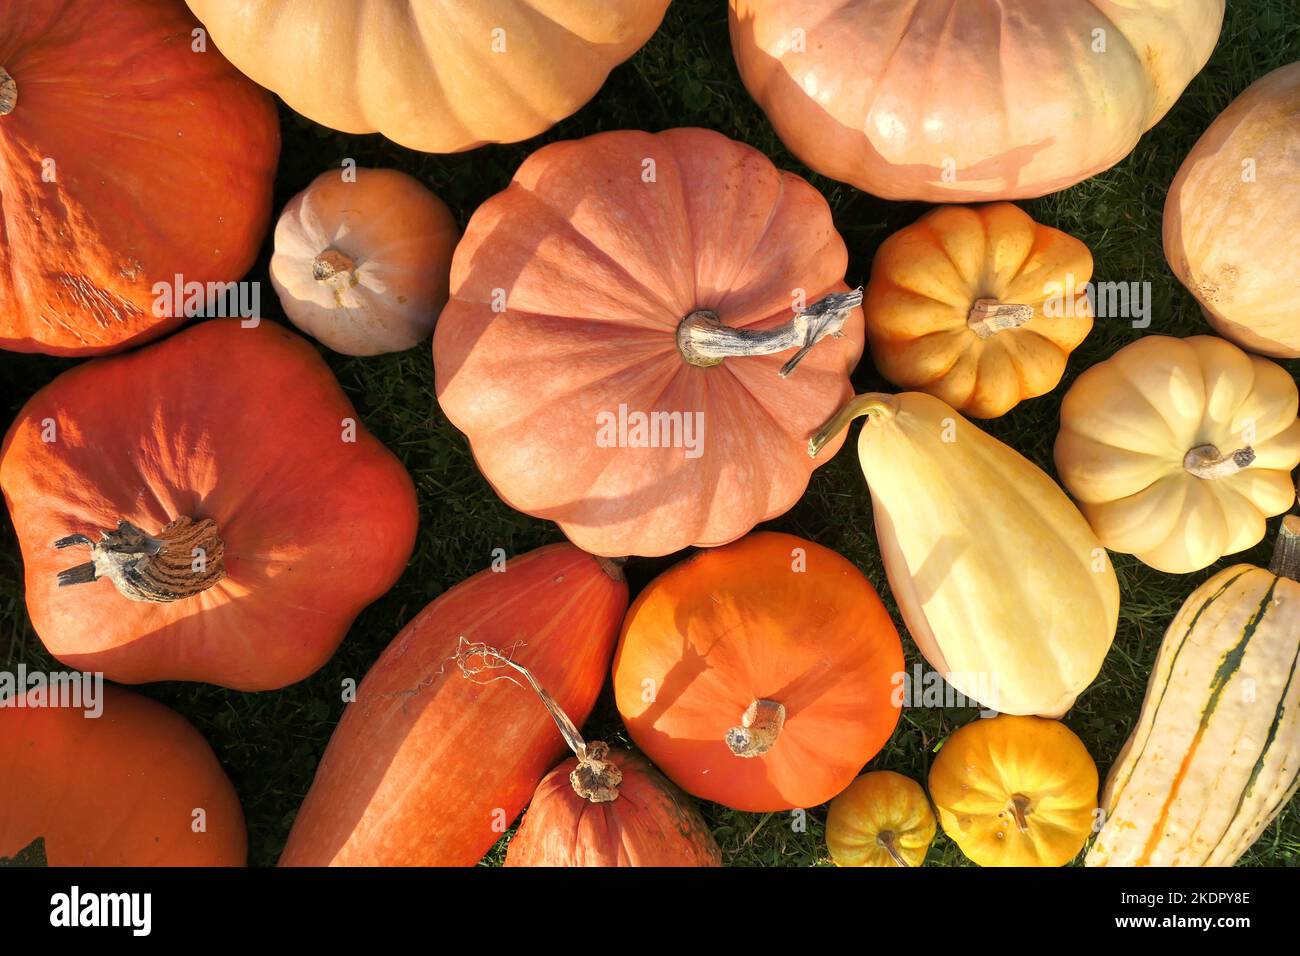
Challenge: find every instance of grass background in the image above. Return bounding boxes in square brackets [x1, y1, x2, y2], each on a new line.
[3, 0, 1298, 867]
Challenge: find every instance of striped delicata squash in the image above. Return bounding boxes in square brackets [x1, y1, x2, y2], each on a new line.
[1087, 516, 1300, 866]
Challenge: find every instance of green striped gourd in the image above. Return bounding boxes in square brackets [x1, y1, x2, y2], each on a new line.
[1087, 516, 1300, 866]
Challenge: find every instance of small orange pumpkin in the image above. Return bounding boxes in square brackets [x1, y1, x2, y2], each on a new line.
[613, 531, 904, 812]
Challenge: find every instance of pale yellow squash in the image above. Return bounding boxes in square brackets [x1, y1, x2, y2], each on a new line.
[1055, 335, 1300, 574]
[811, 392, 1119, 717]
[1087, 517, 1300, 867]
[1164, 62, 1300, 358]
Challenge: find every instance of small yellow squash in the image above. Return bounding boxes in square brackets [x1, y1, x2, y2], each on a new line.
[1055, 335, 1300, 574]
[811, 392, 1119, 717]
[929, 715, 1099, 868]
[865, 204, 1094, 418]
[825, 771, 936, 867]
[1087, 517, 1300, 867]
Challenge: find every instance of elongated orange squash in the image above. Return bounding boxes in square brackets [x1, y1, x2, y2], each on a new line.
[279, 545, 627, 866]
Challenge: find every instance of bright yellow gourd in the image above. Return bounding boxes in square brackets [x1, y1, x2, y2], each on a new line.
[1055, 335, 1300, 573]
[811, 392, 1119, 717]
[825, 771, 936, 868]
[1087, 517, 1300, 867]
[929, 715, 1099, 867]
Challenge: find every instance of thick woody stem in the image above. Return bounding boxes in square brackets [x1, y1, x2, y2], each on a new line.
[1183, 443, 1255, 479]
[725, 698, 785, 758]
[677, 288, 862, 378]
[312, 249, 356, 282]
[1270, 515, 1300, 582]
[876, 830, 910, 868]
[54, 517, 225, 603]
[808, 392, 899, 458]
[0, 68, 15, 116]
[967, 298, 1034, 339]
[1009, 794, 1033, 833]
[452, 640, 623, 803]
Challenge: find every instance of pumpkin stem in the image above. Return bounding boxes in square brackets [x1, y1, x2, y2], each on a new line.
[1183, 443, 1255, 479]
[0, 68, 15, 116]
[676, 288, 862, 377]
[1009, 794, 1032, 833]
[312, 249, 357, 282]
[53, 517, 225, 603]
[876, 830, 910, 868]
[967, 299, 1034, 339]
[807, 392, 899, 458]
[451, 639, 623, 803]
[1269, 515, 1300, 582]
[725, 698, 785, 758]
[594, 555, 627, 582]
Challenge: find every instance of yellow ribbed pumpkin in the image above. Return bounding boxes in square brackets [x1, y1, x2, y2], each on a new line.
[1087, 517, 1300, 867]
[810, 392, 1119, 717]
[1055, 335, 1300, 574]
[825, 771, 936, 868]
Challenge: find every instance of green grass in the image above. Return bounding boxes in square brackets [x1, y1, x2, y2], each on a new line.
[3, 0, 1299, 868]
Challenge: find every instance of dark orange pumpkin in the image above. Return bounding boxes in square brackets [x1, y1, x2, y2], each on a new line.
[613, 532, 904, 811]
[0, 684, 245, 866]
[0, 319, 418, 690]
[279, 544, 628, 867]
[0, 0, 280, 355]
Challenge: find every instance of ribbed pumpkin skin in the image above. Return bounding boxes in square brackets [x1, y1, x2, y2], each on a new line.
[0, 686, 246, 866]
[0, 0, 279, 355]
[1087, 557, 1300, 867]
[852, 392, 1119, 717]
[434, 128, 863, 559]
[184, 0, 669, 154]
[1164, 62, 1300, 359]
[504, 751, 722, 867]
[279, 545, 628, 867]
[613, 532, 903, 812]
[825, 771, 936, 867]
[730, 0, 1223, 201]
[865, 204, 1094, 418]
[0, 320, 418, 690]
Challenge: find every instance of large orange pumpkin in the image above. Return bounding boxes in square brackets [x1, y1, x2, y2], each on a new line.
[730, 0, 1224, 201]
[613, 532, 903, 812]
[0, 685, 245, 866]
[0, 0, 280, 356]
[279, 544, 628, 867]
[434, 128, 864, 558]
[0, 319, 418, 690]
[184, 0, 669, 154]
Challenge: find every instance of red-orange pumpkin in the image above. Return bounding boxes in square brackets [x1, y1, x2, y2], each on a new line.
[434, 127, 864, 558]
[0, 684, 245, 866]
[0, 319, 418, 690]
[279, 544, 628, 867]
[613, 532, 904, 811]
[0, 0, 280, 355]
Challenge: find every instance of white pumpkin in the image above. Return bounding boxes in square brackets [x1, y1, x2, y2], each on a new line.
[270, 168, 459, 356]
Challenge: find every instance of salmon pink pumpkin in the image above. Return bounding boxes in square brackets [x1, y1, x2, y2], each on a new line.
[0, 0, 279, 355]
[434, 128, 864, 558]
[730, 0, 1224, 201]
[0, 319, 418, 690]
[613, 532, 903, 812]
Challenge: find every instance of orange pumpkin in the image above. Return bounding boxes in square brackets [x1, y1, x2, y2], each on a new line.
[434, 128, 864, 558]
[0, 0, 280, 356]
[185, 0, 669, 153]
[0, 319, 418, 690]
[279, 544, 628, 867]
[613, 532, 903, 811]
[0, 685, 245, 866]
[730, 0, 1224, 201]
